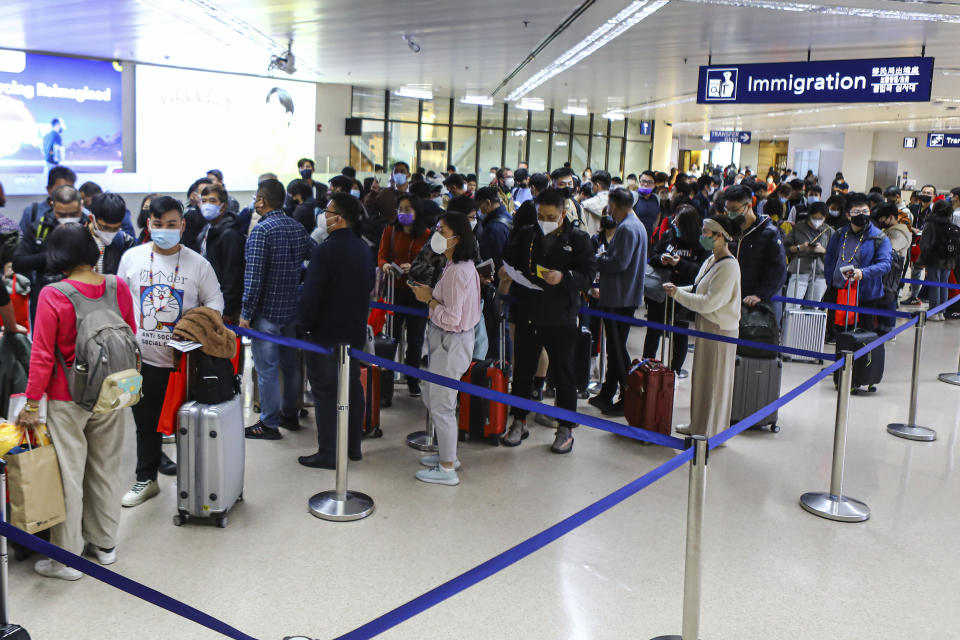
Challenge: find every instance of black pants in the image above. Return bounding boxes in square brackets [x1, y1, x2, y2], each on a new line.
[305, 349, 364, 459]
[131, 363, 173, 482]
[642, 298, 689, 372]
[597, 305, 637, 403]
[510, 323, 577, 427]
[393, 286, 428, 376]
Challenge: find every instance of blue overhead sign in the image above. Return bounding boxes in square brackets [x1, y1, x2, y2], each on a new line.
[640, 120, 651, 136]
[697, 57, 934, 104]
[710, 130, 751, 144]
[927, 133, 960, 148]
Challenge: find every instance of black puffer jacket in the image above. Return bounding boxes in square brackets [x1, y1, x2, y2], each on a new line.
[649, 226, 707, 287]
[204, 212, 246, 319]
[731, 214, 787, 301]
[502, 219, 596, 327]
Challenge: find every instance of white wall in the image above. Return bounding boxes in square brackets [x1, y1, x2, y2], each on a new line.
[786, 132, 845, 176]
[871, 131, 960, 193]
[841, 130, 875, 192]
[738, 141, 759, 175]
[313, 83, 351, 174]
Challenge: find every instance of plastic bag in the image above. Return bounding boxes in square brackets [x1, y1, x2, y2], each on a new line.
[0, 422, 51, 459]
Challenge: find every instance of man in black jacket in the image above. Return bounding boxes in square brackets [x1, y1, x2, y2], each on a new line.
[499, 189, 597, 454]
[86, 192, 135, 275]
[287, 178, 317, 234]
[692, 174, 714, 220]
[633, 170, 660, 239]
[200, 184, 246, 323]
[297, 193, 376, 469]
[13, 184, 84, 322]
[722, 184, 787, 316]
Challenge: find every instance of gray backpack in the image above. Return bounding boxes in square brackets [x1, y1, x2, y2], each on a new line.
[51, 277, 142, 413]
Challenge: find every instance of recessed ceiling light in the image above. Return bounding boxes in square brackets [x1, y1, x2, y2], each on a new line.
[517, 97, 545, 111]
[395, 85, 433, 100]
[603, 110, 625, 120]
[461, 95, 494, 106]
[562, 105, 589, 116]
[506, 0, 669, 101]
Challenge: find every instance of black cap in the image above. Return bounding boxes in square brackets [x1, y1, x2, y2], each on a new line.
[883, 185, 901, 197]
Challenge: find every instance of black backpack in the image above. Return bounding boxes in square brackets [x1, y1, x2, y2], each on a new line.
[737, 303, 780, 359]
[873, 237, 905, 297]
[936, 222, 960, 261]
[189, 351, 240, 405]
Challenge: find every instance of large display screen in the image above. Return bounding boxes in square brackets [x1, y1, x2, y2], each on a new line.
[0, 50, 122, 174]
[136, 65, 316, 190]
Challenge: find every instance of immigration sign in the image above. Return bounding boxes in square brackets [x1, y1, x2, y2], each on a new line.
[697, 57, 934, 104]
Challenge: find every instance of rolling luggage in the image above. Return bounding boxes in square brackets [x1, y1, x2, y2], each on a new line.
[374, 335, 397, 407]
[781, 309, 827, 363]
[833, 281, 884, 392]
[457, 358, 508, 445]
[737, 303, 779, 359]
[731, 356, 782, 432]
[175, 395, 244, 528]
[623, 359, 675, 435]
[359, 364, 382, 438]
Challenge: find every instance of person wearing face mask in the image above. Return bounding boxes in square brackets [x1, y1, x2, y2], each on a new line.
[903, 184, 938, 306]
[115, 196, 224, 507]
[513, 173, 552, 230]
[328, 174, 375, 248]
[198, 184, 245, 324]
[240, 179, 317, 443]
[377, 193, 432, 397]
[511, 168, 533, 207]
[14, 184, 85, 324]
[824, 194, 847, 230]
[692, 175, 715, 220]
[915, 199, 960, 322]
[442, 173, 467, 206]
[236, 173, 277, 239]
[883, 186, 913, 227]
[721, 184, 787, 319]
[581, 170, 613, 237]
[663, 216, 742, 439]
[831, 172, 849, 195]
[783, 202, 834, 311]
[297, 158, 328, 203]
[873, 202, 911, 328]
[286, 178, 318, 234]
[550, 167, 585, 228]
[499, 189, 597, 454]
[823, 193, 893, 341]
[797, 184, 823, 222]
[785, 178, 807, 221]
[364, 161, 411, 226]
[181, 177, 213, 253]
[633, 170, 660, 240]
[495, 167, 516, 214]
[85, 192, 135, 275]
[465, 174, 478, 198]
[297, 193, 376, 470]
[204, 170, 241, 214]
[475, 187, 513, 274]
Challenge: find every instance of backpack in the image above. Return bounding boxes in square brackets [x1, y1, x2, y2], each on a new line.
[873, 237, 904, 297]
[188, 351, 239, 405]
[935, 221, 960, 261]
[51, 277, 142, 413]
[737, 303, 780, 359]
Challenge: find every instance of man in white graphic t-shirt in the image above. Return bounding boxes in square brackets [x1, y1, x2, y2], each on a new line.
[116, 196, 224, 508]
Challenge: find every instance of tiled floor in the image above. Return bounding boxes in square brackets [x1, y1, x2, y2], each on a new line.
[9, 319, 960, 639]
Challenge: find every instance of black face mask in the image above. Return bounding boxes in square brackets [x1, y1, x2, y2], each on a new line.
[300, 168, 313, 180]
[918, 194, 932, 203]
[851, 213, 869, 228]
[559, 187, 573, 199]
[600, 215, 617, 230]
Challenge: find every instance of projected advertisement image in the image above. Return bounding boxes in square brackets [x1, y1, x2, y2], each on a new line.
[0, 50, 122, 174]
[136, 65, 316, 190]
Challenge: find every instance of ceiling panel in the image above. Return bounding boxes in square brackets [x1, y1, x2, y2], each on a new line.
[1, 0, 960, 136]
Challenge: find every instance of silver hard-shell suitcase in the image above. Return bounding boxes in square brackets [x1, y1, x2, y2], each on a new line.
[730, 356, 782, 432]
[781, 309, 827, 363]
[174, 396, 245, 528]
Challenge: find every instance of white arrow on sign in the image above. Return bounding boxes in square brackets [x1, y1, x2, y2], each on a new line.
[738, 132, 751, 143]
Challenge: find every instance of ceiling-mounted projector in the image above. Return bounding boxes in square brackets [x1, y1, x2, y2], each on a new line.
[269, 39, 296, 75]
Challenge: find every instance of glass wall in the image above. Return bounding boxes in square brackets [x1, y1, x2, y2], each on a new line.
[350, 87, 653, 176]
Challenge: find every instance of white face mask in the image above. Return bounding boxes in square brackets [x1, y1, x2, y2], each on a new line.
[94, 220, 118, 244]
[430, 231, 451, 254]
[810, 217, 825, 229]
[539, 220, 559, 235]
[350, 189, 360, 198]
[489, 172, 496, 181]
[59, 216, 82, 225]
[469, 218, 478, 229]
[504, 177, 515, 189]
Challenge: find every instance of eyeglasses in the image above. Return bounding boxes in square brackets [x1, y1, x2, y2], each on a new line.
[848, 207, 870, 216]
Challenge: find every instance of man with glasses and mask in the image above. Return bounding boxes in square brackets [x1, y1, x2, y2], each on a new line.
[721, 184, 787, 316]
[903, 184, 937, 306]
[824, 193, 893, 339]
[85, 193, 135, 275]
[633, 170, 660, 239]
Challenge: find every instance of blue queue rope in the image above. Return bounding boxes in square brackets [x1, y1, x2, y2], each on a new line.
[229, 324, 333, 355]
[335, 447, 695, 640]
[923, 292, 960, 318]
[369, 300, 430, 318]
[852, 317, 918, 360]
[351, 349, 686, 450]
[901, 277, 960, 291]
[770, 295, 913, 319]
[0, 522, 258, 640]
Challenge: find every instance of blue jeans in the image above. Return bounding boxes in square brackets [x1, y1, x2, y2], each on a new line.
[927, 267, 951, 311]
[250, 316, 301, 427]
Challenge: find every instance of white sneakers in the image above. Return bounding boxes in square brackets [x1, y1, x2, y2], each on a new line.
[34, 559, 82, 581]
[84, 543, 117, 565]
[122, 479, 160, 507]
[420, 454, 461, 470]
[929, 312, 946, 322]
[416, 465, 460, 486]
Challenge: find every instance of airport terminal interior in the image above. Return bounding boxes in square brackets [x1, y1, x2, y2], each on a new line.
[2, 1, 960, 639]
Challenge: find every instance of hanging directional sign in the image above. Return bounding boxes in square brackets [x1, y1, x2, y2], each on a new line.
[709, 130, 752, 144]
[697, 56, 934, 104]
[927, 132, 960, 148]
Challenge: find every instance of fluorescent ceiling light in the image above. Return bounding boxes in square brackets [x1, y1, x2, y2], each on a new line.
[555, 140, 568, 146]
[395, 85, 433, 100]
[461, 95, 494, 106]
[517, 97, 545, 111]
[562, 105, 589, 116]
[678, 0, 960, 23]
[506, 0, 669, 102]
[603, 110, 625, 120]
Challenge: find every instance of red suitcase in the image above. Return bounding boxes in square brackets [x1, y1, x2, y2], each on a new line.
[457, 359, 508, 445]
[624, 358, 675, 435]
[359, 365, 382, 438]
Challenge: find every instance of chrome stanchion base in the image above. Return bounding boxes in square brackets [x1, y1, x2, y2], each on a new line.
[799, 492, 870, 522]
[886, 423, 937, 442]
[937, 372, 960, 386]
[405, 431, 438, 451]
[308, 490, 375, 522]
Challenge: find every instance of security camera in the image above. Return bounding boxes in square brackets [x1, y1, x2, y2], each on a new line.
[402, 34, 421, 54]
[269, 39, 297, 75]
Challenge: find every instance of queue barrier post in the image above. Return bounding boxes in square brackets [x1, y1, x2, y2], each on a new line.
[936, 338, 960, 386]
[650, 435, 708, 640]
[589, 320, 606, 394]
[667, 296, 676, 371]
[887, 312, 937, 442]
[308, 343, 375, 522]
[406, 410, 438, 452]
[799, 351, 870, 523]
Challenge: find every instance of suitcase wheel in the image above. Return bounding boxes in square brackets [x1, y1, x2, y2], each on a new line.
[867, 385, 877, 393]
[299, 408, 309, 419]
[770, 424, 781, 434]
[173, 513, 188, 527]
[369, 427, 383, 439]
[212, 513, 229, 528]
[488, 434, 501, 447]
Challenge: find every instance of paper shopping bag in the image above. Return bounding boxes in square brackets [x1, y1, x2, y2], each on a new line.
[7, 440, 66, 534]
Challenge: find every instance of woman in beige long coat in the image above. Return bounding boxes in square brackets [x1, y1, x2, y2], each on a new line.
[663, 216, 742, 439]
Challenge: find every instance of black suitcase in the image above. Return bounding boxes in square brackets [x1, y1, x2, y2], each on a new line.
[731, 356, 782, 432]
[374, 335, 397, 407]
[833, 281, 884, 392]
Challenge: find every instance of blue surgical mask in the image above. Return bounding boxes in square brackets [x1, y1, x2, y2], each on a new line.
[350, 189, 360, 198]
[393, 172, 407, 186]
[151, 228, 181, 250]
[807, 195, 819, 205]
[200, 203, 221, 221]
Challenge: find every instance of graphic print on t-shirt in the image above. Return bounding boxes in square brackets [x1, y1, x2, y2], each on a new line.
[136, 268, 184, 346]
